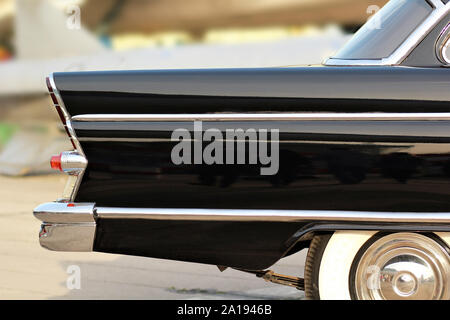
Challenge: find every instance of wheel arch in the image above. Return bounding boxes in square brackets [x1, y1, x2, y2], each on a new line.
[282, 222, 450, 260]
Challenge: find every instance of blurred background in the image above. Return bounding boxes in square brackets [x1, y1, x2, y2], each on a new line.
[0, 0, 390, 175]
[0, 0, 388, 299]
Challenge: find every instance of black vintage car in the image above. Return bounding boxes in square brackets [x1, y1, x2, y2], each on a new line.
[34, 0, 450, 300]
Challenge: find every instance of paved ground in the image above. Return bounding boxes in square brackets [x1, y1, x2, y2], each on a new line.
[0, 174, 306, 300]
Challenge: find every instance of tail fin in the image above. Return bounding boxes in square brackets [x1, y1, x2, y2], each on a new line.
[15, 0, 105, 59]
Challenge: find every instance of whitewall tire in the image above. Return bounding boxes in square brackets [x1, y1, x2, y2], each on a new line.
[305, 231, 450, 300]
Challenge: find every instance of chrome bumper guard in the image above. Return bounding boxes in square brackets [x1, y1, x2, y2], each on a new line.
[33, 202, 96, 252]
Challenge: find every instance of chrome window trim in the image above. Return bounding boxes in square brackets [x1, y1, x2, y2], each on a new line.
[48, 74, 87, 202]
[436, 22, 450, 64]
[71, 113, 450, 122]
[324, 0, 449, 66]
[444, 39, 450, 63]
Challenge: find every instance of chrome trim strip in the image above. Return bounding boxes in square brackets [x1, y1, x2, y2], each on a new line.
[324, 59, 387, 67]
[324, 1, 449, 66]
[71, 113, 450, 122]
[34, 201, 450, 224]
[48, 75, 85, 157]
[96, 207, 450, 224]
[444, 38, 450, 63]
[436, 22, 450, 64]
[48, 74, 87, 202]
[34, 202, 96, 223]
[33, 201, 450, 252]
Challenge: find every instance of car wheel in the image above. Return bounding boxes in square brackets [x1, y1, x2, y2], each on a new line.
[305, 231, 450, 300]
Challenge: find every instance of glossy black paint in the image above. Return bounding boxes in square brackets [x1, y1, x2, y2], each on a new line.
[93, 219, 307, 270]
[75, 120, 450, 212]
[60, 93, 450, 115]
[93, 218, 450, 270]
[53, 65, 450, 269]
[54, 67, 450, 116]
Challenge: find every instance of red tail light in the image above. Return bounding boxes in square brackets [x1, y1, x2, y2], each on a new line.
[50, 154, 62, 171]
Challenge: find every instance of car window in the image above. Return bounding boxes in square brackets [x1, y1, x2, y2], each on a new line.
[333, 0, 432, 60]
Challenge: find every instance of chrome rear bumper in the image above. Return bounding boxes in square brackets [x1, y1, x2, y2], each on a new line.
[34, 202, 96, 252]
[34, 202, 450, 252]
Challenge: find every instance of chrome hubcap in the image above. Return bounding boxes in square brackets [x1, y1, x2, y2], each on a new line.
[394, 272, 416, 296]
[354, 233, 450, 300]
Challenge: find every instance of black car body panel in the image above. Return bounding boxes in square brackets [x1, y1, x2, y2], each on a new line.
[55, 67, 450, 116]
[72, 119, 450, 212]
[55, 67, 450, 269]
